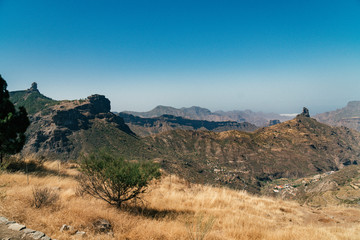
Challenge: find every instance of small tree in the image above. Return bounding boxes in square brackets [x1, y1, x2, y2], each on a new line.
[0, 75, 30, 164]
[78, 151, 161, 208]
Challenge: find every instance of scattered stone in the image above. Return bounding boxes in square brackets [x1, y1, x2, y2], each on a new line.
[0, 216, 8, 223]
[5, 221, 16, 225]
[22, 228, 36, 234]
[41, 236, 51, 240]
[30, 231, 45, 239]
[75, 231, 86, 237]
[8, 223, 26, 231]
[93, 219, 112, 233]
[60, 224, 74, 232]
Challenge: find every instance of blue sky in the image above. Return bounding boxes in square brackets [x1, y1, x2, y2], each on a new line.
[1, 0, 360, 114]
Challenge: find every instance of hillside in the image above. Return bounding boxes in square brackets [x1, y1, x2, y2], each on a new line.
[9, 82, 59, 115]
[118, 112, 258, 137]
[1, 161, 360, 240]
[261, 165, 360, 207]
[22, 94, 149, 160]
[315, 101, 360, 132]
[123, 105, 292, 127]
[148, 114, 360, 193]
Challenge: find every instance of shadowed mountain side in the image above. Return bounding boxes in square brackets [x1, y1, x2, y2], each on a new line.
[315, 101, 360, 132]
[118, 113, 258, 137]
[123, 105, 293, 127]
[146, 115, 360, 193]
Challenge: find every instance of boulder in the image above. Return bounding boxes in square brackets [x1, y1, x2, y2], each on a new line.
[93, 219, 112, 233]
[269, 120, 281, 126]
[8, 223, 26, 231]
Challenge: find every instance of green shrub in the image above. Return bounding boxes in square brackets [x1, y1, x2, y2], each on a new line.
[78, 151, 161, 208]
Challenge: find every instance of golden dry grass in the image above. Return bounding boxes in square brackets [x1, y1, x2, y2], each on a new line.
[0, 160, 360, 240]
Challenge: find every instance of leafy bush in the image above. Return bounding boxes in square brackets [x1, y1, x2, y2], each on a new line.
[78, 151, 161, 208]
[32, 186, 59, 208]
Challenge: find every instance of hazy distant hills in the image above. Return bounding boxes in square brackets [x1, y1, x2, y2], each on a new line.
[315, 101, 360, 132]
[123, 105, 293, 127]
[118, 112, 258, 137]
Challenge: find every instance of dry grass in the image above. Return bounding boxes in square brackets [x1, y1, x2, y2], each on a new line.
[0, 160, 360, 240]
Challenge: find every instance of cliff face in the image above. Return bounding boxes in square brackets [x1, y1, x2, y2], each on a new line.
[23, 94, 135, 159]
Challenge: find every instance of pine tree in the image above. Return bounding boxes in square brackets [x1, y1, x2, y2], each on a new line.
[0, 74, 30, 163]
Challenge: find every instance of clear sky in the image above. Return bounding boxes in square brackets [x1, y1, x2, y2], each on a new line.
[1, 0, 360, 114]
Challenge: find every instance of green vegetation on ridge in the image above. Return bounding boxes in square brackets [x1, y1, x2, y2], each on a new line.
[10, 90, 59, 115]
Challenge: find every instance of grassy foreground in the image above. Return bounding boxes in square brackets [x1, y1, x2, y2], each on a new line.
[0, 160, 360, 240]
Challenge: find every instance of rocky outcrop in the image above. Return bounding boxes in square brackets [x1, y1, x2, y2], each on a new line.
[23, 94, 135, 159]
[29, 82, 39, 92]
[268, 119, 281, 126]
[297, 107, 310, 117]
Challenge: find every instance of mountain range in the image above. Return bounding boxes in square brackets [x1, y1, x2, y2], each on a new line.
[123, 105, 293, 127]
[118, 112, 258, 137]
[9, 83, 360, 194]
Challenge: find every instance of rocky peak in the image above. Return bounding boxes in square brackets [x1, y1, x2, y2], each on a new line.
[298, 107, 310, 118]
[87, 94, 111, 114]
[29, 82, 39, 92]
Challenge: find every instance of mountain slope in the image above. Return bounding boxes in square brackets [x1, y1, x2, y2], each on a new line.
[261, 165, 360, 207]
[147, 115, 360, 193]
[315, 101, 360, 132]
[118, 112, 258, 136]
[9, 82, 59, 115]
[22, 94, 148, 160]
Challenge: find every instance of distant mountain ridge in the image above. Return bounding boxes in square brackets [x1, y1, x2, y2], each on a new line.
[123, 105, 292, 126]
[315, 101, 360, 132]
[9, 82, 59, 115]
[118, 112, 258, 136]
